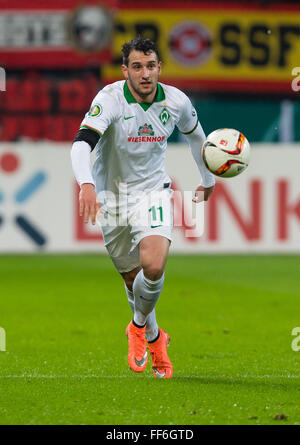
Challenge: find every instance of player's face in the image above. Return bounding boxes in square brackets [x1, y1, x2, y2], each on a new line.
[122, 50, 162, 101]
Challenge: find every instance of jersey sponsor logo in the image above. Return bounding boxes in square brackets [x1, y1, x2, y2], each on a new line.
[88, 104, 102, 117]
[124, 115, 135, 120]
[138, 123, 154, 136]
[159, 107, 171, 126]
[127, 123, 165, 143]
[128, 136, 166, 143]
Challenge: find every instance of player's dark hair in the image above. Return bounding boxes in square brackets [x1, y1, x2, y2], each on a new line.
[122, 37, 160, 66]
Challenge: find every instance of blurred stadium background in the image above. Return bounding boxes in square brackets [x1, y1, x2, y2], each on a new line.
[0, 0, 300, 254]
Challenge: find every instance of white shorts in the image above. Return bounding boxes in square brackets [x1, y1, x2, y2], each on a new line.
[99, 188, 173, 273]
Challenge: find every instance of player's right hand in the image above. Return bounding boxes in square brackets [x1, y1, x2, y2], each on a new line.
[192, 184, 215, 203]
[79, 183, 101, 225]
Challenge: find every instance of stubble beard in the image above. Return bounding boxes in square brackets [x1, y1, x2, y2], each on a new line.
[127, 74, 157, 101]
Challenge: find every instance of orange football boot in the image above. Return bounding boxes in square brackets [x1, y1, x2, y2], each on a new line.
[147, 329, 173, 378]
[126, 321, 148, 373]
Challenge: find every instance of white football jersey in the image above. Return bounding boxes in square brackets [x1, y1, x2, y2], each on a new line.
[80, 80, 200, 211]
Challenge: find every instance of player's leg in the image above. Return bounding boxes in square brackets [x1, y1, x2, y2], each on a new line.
[121, 236, 171, 376]
[121, 266, 141, 313]
[121, 265, 160, 374]
[100, 223, 149, 372]
[128, 188, 173, 378]
[133, 234, 173, 378]
[121, 266, 150, 373]
[121, 267, 159, 342]
[129, 187, 173, 329]
[132, 235, 169, 328]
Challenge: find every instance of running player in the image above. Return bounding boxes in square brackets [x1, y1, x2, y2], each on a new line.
[71, 37, 215, 378]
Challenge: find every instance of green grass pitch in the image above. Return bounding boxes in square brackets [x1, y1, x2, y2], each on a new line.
[0, 253, 300, 425]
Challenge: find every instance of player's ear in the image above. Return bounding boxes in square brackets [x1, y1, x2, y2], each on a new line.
[157, 61, 162, 75]
[121, 64, 128, 79]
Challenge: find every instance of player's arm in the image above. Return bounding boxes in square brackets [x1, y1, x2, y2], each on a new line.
[183, 123, 215, 202]
[71, 91, 118, 224]
[177, 94, 215, 202]
[71, 135, 100, 225]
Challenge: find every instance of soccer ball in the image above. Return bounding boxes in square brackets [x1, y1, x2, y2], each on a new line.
[202, 128, 251, 178]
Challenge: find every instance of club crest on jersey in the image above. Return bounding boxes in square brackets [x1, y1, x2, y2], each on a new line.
[88, 104, 102, 117]
[159, 107, 170, 126]
[138, 123, 155, 136]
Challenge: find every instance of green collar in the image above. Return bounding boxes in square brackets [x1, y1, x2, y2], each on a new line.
[123, 81, 165, 111]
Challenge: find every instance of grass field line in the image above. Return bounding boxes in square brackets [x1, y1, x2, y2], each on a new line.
[0, 374, 300, 379]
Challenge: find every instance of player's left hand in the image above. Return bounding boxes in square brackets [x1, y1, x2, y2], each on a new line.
[192, 185, 215, 203]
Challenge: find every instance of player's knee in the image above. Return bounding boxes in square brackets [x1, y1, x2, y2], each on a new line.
[143, 264, 164, 281]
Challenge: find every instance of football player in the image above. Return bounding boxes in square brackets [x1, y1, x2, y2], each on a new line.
[71, 37, 215, 378]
